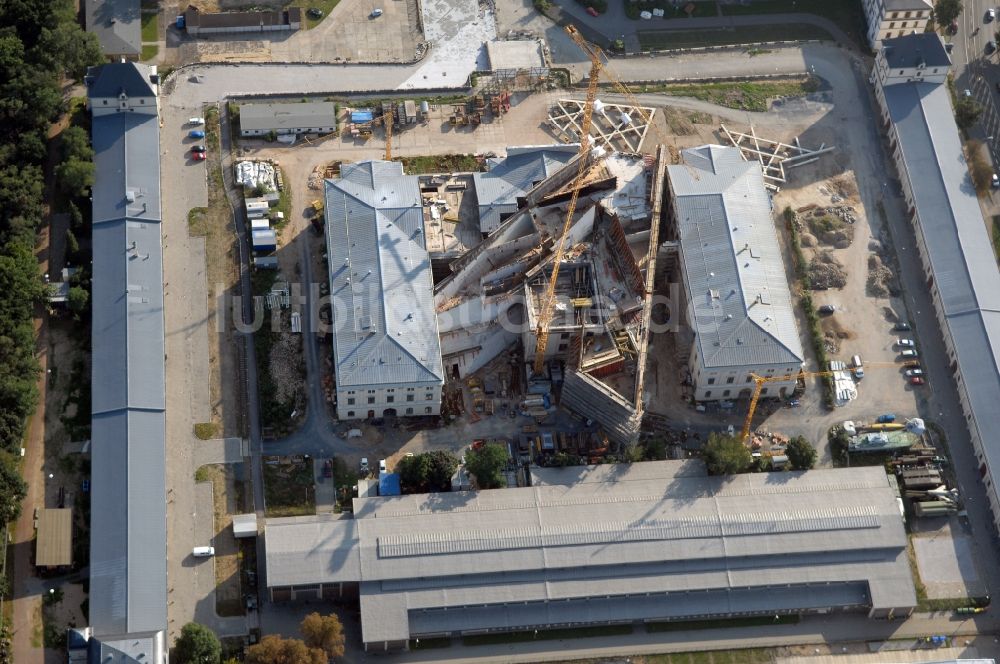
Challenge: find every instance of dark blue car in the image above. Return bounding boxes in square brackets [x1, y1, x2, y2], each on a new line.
[188, 129, 205, 139]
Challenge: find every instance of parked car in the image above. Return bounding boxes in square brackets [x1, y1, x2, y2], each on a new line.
[900, 349, 919, 358]
[370, 7, 383, 17]
[307, 7, 324, 18]
[893, 321, 911, 331]
[188, 129, 205, 139]
[949, 20, 958, 34]
[993, 173, 1000, 189]
[586, 5, 599, 15]
[987, 8, 995, 22]
[905, 368, 925, 377]
[191, 144, 206, 153]
[896, 338, 915, 347]
[379, 459, 387, 473]
[818, 304, 836, 315]
[910, 376, 926, 386]
[188, 117, 205, 125]
[946, 42, 954, 53]
[360, 457, 369, 474]
[876, 414, 896, 423]
[902, 360, 921, 369]
[191, 152, 206, 161]
[323, 460, 332, 478]
[988, 40, 997, 54]
[787, 399, 801, 408]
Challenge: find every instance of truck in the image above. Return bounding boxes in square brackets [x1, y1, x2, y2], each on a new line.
[913, 500, 958, 518]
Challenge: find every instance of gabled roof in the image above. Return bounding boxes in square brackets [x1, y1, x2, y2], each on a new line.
[87, 63, 166, 638]
[669, 145, 804, 369]
[86, 62, 156, 99]
[883, 33, 950, 70]
[884, 0, 933, 11]
[324, 161, 444, 388]
[473, 146, 577, 233]
[84, 0, 142, 57]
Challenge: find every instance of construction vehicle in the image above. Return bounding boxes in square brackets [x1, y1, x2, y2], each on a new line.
[531, 25, 670, 376]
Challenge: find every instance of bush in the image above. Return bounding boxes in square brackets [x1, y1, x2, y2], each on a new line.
[785, 435, 817, 470]
[702, 432, 751, 475]
[966, 140, 993, 193]
[955, 97, 983, 130]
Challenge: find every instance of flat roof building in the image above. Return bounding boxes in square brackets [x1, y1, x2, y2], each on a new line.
[265, 463, 916, 651]
[35, 508, 72, 568]
[324, 161, 444, 420]
[668, 145, 804, 401]
[239, 101, 337, 137]
[182, 5, 301, 35]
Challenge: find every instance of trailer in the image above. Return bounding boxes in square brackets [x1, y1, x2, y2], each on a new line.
[914, 500, 957, 518]
[252, 229, 277, 253]
[251, 218, 271, 231]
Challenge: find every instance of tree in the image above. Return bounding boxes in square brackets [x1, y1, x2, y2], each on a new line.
[955, 97, 983, 130]
[425, 450, 458, 491]
[702, 432, 751, 476]
[967, 140, 994, 193]
[934, 0, 962, 27]
[300, 611, 345, 659]
[58, 125, 92, 163]
[55, 158, 94, 197]
[67, 285, 88, 315]
[398, 452, 432, 494]
[785, 436, 817, 470]
[174, 623, 221, 664]
[245, 635, 325, 664]
[465, 442, 508, 489]
[0, 452, 27, 524]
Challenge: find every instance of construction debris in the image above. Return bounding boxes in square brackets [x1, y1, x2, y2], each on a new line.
[867, 252, 899, 298]
[809, 251, 847, 290]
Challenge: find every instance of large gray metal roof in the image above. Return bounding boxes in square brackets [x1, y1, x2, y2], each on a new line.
[473, 146, 577, 233]
[265, 464, 915, 644]
[239, 101, 336, 132]
[883, 80, 1000, 493]
[87, 63, 166, 638]
[669, 146, 804, 369]
[324, 161, 444, 388]
[84, 0, 141, 57]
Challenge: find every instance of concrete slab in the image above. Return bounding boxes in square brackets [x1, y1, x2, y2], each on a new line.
[398, 0, 496, 89]
[314, 457, 337, 513]
[194, 437, 245, 468]
[912, 526, 987, 599]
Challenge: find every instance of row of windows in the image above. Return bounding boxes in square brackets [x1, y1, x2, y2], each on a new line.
[345, 407, 432, 417]
[704, 388, 768, 398]
[346, 387, 423, 394]
[704, 367, 784, 385]
[889, 10, 924, 18]
[346, 394, 433, 405]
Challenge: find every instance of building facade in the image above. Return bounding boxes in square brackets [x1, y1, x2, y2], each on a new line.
[668, 145, 804, 402]
[239, 101, 337, 137]
[872, 33, 1000, 534]
[324, 161, 444, 420]
[862, 0, 933, 48]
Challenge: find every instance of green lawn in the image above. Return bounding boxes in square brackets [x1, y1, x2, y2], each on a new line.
[638, 23, 832, 50]
[263, 457, 316, 517]
[141, 12, 158, 42]
[992, 216, 1000, 262]
[140, 44, 159, 61]
[625, 0, 718, 21]
[291, 0, 344, 29]
[720, 0, 867, 48]
[635, 77, 820, 112]
[401, 154, 482, 174]
[646, 615, 799, 633]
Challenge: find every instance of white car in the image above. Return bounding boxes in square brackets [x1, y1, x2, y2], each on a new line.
[987, 8, 996, 22]
[900, 349, 919, 358]
[370, 8, 383, 17]
[188, 117, 205, 126]
[905, 368, 924, 377]
[896, 338, 915, 348]
[379, 459, 387, 473]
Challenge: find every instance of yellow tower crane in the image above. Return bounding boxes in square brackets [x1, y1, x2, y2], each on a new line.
[531, 25, 603, 376]
[740, 362, 902, 443]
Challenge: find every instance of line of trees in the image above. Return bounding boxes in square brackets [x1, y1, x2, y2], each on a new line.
[0, 0, 102, 528]
[175, 612, 345, 664]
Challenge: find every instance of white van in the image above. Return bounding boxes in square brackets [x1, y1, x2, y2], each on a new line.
[192, 546, 215, 557]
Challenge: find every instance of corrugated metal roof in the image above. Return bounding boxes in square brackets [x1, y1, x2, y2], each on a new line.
[265, 464, 915, 644]
[324, 161, 444, 388]
[85, 0, 141, 56]
[36, 509, 72, 567]
[473, 146, 576, 233]
[669, 146, 804, 368]
[239, 101, 336, 132]
[87, 63, 167, 638]
[883, 78, 1000, 501]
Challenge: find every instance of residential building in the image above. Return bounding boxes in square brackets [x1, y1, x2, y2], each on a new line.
[239, 101, 337, 137]
[264, 462, 917, 651]
[668, 145, 804, 402]
[873, 33, 1000, 536]
[862, 0, 934, 48]
[471, 145, 576, 234]
[81, 61, 167, 663]
[84, 0, 141, 60]
[182, 5, 302, 35]
[324, 161, 444, 420]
